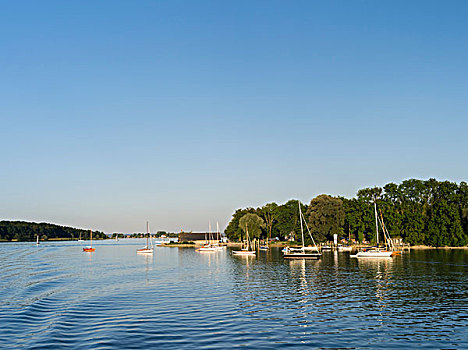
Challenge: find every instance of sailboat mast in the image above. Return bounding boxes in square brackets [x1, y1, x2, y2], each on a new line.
[217, 222, 219, 241]
[146, 221, 149, 247]
[90, 229, 93, 247]
[299, 201, 305, 248]
[374, 201, 379, 246]
[209, 221, 212, 243]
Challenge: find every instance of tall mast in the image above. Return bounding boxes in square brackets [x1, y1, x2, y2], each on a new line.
[299, 201, 305, 248]
[216, 222, 219, 241]
[374, 201, 379, 246]
[146, 221, 149, 247]
[209, 221, 212, 243]
[90, 229, 93, 247]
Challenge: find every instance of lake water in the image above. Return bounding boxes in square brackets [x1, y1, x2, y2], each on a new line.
[0, 241, 466, 349]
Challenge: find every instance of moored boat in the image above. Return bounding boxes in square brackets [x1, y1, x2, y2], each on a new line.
[137, 222, 154, 254]
[351, 202, 393, 258]
[283, 201, 322, 260]
[83, 229, 95, 252]
[233, 223, 256, 256]
[337, 244, 353, 252]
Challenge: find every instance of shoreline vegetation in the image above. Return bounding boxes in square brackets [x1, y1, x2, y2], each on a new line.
[1, 178, 467, 249]
[0, 221, 108, 242]
[225, 178, 468, 248]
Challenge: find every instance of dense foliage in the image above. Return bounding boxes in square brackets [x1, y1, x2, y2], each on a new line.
[224, 179, 468, 247]
[239, 213, 265, 239]
[0, 221, 107, 241]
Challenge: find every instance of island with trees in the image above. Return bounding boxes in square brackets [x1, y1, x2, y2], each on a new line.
[225, 179, 468, 247]
[0, 221, 107, 241]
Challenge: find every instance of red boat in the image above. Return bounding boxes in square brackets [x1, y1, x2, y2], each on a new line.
[83, 229, 95, 252]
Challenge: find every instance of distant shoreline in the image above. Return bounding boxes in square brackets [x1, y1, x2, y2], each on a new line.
[409, 245, 468, 249]
[1, 239, 466, 249]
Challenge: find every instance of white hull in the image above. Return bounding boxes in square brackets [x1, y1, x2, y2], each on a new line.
[232, 250, 256, 256]
[137, 248, 154, 254]
[337, 246, 353, 251]
[351, 250, 393, 258]
[198, 244, 224, 252]
[284, 253, 321, 259]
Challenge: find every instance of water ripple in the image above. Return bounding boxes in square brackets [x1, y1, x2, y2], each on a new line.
[0, 243, 467, 348]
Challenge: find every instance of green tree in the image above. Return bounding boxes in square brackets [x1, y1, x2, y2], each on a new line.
[259, 202, 278, 241]
[426, 200, 466, 246]
[225, 208, 256, 241]
[306, 195, 344, 242]
[274, 200, 306, 240]
[239, 213, 265, 240]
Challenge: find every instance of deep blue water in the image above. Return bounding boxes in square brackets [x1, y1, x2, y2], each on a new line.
[0, 241, 467, 349]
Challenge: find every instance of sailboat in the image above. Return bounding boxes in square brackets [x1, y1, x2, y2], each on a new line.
[83, 230, 95, 252]
[259, 240, 269, 251]
[137, 222, 154, 254]
[36, 235, 40, 245]
[283, 201, 321, 259]
[351, 202, 393, 258]
[198, 221, 223, 251]
[78, 232, 84, 242]
[232, 223, 256, 256]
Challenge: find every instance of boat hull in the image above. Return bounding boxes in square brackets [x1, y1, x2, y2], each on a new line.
[337, 246, 353, 251]
[232, 251, 256, 256]
[83, 247, 95, 252]
[351, 250, 393, 258]
[198, 245, 224, 252]
[137, 249, 154, 254]
[283, 253, 321, 259]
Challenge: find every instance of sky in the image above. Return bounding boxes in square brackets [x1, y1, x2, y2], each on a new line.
[1, 1, 467, 233]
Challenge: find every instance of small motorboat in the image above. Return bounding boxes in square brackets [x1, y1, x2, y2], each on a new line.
[83, 230, 95, 252]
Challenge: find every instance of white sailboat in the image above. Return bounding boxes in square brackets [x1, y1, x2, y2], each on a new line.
[198, 221, 224, 252]
[283, 201, 322, 259]
[36, 235, 40, 245]
[351, 202, 393, 258]
[337, 244, 353, 252]
[137, 221, 154, 254]
[198, 221, 216, 251]
[232, 223, 256, 256]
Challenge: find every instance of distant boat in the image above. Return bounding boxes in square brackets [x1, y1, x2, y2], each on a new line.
[337, 244, 353, 252]
[78, 232, 84, 242]
[36, 235, 40, 245]
[83, 230, 95, 252]
[283, 201, 321, 259]
[137, 222, 154, 254]
[351, 202, 393, 258]
[232, 223, 256, 256]
[198, 221, 223, 252]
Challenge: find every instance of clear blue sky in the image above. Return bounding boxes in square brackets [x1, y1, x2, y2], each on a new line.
[1, 1, 467, 233]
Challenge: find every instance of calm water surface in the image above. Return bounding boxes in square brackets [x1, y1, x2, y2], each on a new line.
[0, 241, 466, 349]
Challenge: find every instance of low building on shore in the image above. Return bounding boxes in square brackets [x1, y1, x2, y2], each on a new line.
[179, 232, 224, 244]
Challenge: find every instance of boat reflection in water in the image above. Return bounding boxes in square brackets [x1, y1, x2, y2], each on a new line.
[357, 257, 394, 316]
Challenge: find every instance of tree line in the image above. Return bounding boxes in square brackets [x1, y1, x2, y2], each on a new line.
[0, 221, 107, 241]
[224, 179, 468, 247]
